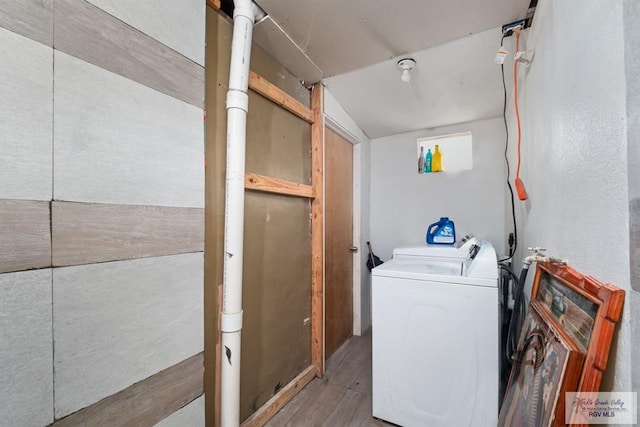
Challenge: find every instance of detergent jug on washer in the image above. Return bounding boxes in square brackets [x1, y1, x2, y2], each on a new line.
[426, 217, 456, 245]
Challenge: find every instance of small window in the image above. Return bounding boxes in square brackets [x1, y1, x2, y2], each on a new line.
[416, 131, 472, 174]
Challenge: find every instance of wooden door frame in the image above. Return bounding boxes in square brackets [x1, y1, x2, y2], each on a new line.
[324, 115, 364, 337]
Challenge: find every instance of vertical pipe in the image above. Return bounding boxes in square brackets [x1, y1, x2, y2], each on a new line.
[221, 1, 257, 425]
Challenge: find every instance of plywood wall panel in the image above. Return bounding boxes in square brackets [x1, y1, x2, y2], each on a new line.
[240, 192, 312, 421]
[0, 0, 53, 46]
[246, 92, 312, 185]
[0, 27, 53, 201]
[54, 51, 204, 208]
[0, 269, 53, 426]
[53, 253, 204, 418]
[52, 201, 204, 267]
[250, 34, 311, 108]
[204, 10, 314, 425]
[86, 0, 205, 66]
[0, 200, 51, 273]
[55, 0, 204, 107]
[203, 9, 232, 426]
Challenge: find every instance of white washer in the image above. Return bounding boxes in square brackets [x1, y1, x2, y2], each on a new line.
[392, 234, 478, 261]
[371, 241, 499, 427]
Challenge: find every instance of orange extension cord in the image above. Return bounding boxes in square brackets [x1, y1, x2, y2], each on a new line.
[514, 27, 528, 201]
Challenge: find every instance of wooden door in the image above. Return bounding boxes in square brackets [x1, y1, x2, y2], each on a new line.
[325, 127, 354, 358]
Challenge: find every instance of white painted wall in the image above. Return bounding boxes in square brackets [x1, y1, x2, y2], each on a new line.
[624, 0, 640, 396]
[0, 28, 52, 202]
[54, 51, 204, 208]
[53, 253, 203, 417]
[155, 396, 205, 427]
[324, 88, 372, 333]
[504, 0, 633, 396]
[0, 270, 53, 427]
[627, 4, 640, 202]
[370, 117, 506, 261]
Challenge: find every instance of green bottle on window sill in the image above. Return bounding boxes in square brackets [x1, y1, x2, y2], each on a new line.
[425, 148, 432, 173]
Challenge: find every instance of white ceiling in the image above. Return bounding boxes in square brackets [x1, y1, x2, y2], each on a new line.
[251, 0, 533, 139]
[324, 27, 507, 139]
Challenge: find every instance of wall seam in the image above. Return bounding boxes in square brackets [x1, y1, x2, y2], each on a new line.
[51, 0, 56, 418]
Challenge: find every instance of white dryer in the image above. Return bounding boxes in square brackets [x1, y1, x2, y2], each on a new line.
[371, 241, 499, 427]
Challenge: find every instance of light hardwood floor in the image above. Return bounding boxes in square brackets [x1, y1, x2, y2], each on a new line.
[265, 331, 393, 427]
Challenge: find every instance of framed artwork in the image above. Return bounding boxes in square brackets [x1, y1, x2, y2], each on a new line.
[531, 262, 625, 396]
[499, 262, 625, 427]
[498, 301, 585, 427]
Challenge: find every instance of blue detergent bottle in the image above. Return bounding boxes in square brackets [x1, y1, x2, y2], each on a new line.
[426, 217, 456, 245]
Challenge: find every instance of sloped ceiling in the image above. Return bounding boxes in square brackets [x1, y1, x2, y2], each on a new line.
[324, 27, 507, 139]
[251, 0, 533, 138]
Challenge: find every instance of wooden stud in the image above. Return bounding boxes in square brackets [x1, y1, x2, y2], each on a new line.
[245, 173, 315, 199]
[249, 71, 314, 124]
[310, 83, 325, 378]
[206, 0, 221, 10]
[240, 365, 316, 427]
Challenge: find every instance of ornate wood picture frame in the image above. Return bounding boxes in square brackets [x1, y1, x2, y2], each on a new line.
[499, 262, 625, 427]
[531, 262, 625, 396]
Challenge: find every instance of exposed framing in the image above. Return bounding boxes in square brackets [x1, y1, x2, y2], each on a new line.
[212, 70, 324, 426]
[310, 83, 325, 377]
[245, 173, 315, 198]
[205, 0, 220, 11]
[240, 366, 316, 427]
[249, 71, 314, 124]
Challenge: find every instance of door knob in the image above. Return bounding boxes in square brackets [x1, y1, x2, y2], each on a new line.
[349, 246, 358, 253]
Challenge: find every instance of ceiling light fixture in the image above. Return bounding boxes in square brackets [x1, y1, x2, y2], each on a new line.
[397, 58, 416, 83]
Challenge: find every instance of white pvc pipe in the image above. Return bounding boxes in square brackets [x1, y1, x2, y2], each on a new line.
[221, 1, 259, 426]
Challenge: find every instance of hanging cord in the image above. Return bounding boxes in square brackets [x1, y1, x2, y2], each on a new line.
[513, 27, 528, 201]
[499, 32, 518, 263]
[514, 30, 522, 187]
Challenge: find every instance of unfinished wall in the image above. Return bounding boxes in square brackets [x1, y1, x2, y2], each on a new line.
[369, 117, 507, 260]
[0, 1, 205, 425]
[204, 8, 313, 424]
[504, 0, 634, 398]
